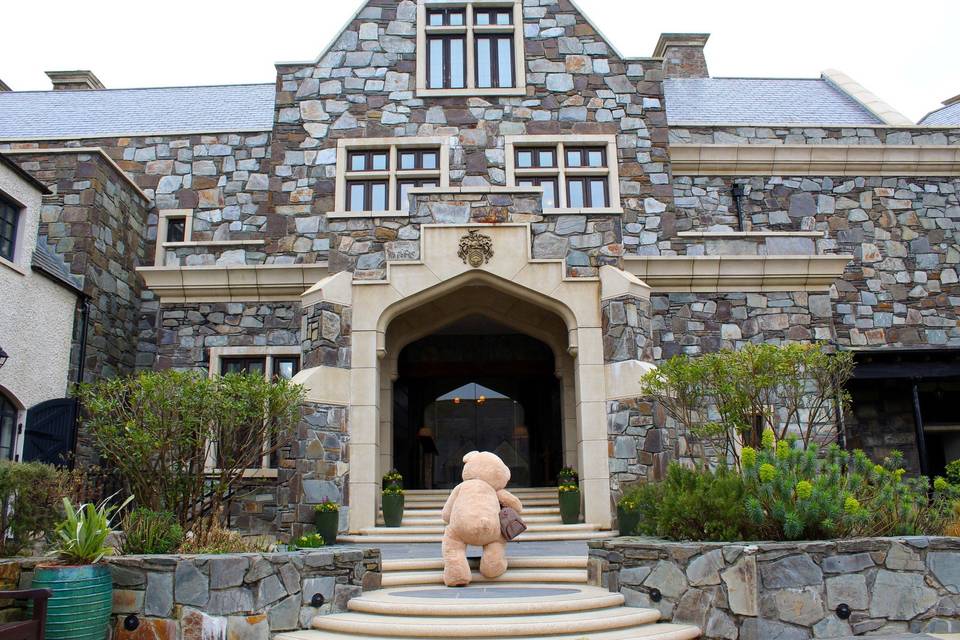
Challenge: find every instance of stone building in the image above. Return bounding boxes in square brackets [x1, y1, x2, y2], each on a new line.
[0, 0, 958, 540]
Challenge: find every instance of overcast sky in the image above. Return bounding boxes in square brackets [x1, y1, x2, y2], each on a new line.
[2, 0, 957, 122]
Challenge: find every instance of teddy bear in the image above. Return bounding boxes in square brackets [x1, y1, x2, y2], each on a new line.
[440, 451, 523, 587]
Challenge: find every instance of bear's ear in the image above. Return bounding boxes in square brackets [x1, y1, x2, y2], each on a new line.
[462, 451, 479, 464]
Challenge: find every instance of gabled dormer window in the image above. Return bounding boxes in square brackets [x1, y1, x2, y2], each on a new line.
[416, 0, 526, 97]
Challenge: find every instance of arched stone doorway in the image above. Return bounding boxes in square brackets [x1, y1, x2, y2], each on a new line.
[296, 224, 652, 533]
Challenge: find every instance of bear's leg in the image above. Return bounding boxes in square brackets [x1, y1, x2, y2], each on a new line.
[441, 531, 471, 587]
[479, 540, 508, 578]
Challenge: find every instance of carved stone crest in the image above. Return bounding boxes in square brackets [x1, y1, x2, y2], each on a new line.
[457, 229, 494, 268]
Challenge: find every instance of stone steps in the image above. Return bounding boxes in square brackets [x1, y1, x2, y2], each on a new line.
[382, 568, 589, 587]
[347, 583, 624, 616]
[278, 625, 700, 640]
[338, 530, 616, 544]
[382, 556, 587, 572]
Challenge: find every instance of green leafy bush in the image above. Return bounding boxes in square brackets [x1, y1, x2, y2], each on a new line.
[121, 508, 184, 555]
[53, 496, 131, 564]
[625, 464, 753, 542]
[0, 461, 63, 557]
[741, 431, 958, 540]
[292, 533, 325, 549]
[642, 343, 853, 468]
[945, 459, 960, 486]
[76, 370, 304, 540]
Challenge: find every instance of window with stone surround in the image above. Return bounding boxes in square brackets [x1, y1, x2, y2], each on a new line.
[207, 346, 301, 475]
[332, 137, 450, 218]
[0, 194, 21, 264]
[505, 135, 622, 214]
[416, 0, 526, 97]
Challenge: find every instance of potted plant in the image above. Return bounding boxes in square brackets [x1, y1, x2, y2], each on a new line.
[381, 484, 405, 527]
[558, 466, 579, 485]
[558, 482, 581, 525]
[617, 492, 640, 536]
[33, 495, 130, 640]
[382, 469, 403, 489]
[314, 499, 340, 546]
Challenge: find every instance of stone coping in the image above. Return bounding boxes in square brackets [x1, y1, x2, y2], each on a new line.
[671, 143, 960, 176]
[623, 254, 852, 292]
[590, 535, 960, 551]
[137, 262, 330, 303]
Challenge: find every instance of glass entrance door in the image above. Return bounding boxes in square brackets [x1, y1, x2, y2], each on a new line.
[420, 382, 530, 489]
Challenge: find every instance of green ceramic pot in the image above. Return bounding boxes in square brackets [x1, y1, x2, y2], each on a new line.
[32, 563, 112, 640]
[382, 493, 405, 527]
[558, 489, 581, 524]
[314, 509, 340, 545]
[618, 505, 640, 536]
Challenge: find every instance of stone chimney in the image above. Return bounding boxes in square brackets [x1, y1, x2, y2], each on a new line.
[653, 33, 711, 79]
[45, 70, 105, 91]
[0, 79, 10, 92]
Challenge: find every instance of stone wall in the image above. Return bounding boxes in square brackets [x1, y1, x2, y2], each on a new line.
[0, 548, 379, 639]
[667, 175, 960, 349]
[271, 0, 671, 276]
[590, 536, 960, 639]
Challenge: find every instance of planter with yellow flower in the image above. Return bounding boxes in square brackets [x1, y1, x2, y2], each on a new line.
[381, 484, 405, 527]
[558, 483, 580, 524]
[313, 500, 340, 545]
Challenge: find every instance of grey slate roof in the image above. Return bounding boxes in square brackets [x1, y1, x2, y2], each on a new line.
[920, 101, 960, 126]
[0, 84, 276, 139]
[663, 78, 883, 125]
[31, 238, 84, 295]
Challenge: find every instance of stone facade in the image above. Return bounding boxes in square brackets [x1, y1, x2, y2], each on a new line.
[2, 0, 960, 536]
[0, 548, 379, 639]
[590, 536, 960, 639]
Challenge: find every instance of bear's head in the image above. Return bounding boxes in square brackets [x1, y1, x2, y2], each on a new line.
[461, 451, 510, 490]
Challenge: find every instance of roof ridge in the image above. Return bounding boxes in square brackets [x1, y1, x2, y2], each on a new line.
[0, 82, 275, 95]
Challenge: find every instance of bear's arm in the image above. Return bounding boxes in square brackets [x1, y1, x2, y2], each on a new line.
[441, 484, 462, 524]
[497, 489, 522, 513]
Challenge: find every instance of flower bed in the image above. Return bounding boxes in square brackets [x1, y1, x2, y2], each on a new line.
[589, 536, 960, 639]
[0, 547, 380, 639]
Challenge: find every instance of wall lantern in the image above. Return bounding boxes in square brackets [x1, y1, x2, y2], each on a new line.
[0, 346, 8, 369]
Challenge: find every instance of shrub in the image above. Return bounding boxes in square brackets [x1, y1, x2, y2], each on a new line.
[177, 525, 271, 555]
[121, 508, 184, 555]
[642, 343, 854, 468]
[626, 464, 753, 542]
[558, 467, 579, 484]
[945, 459, 960, 486]
[53, 496, 131, 564]
[292, 533, 325, 549]
[0, 461, 63, 557]
[742, 431, 960, 540]
[76, 370, 304, 541]
[381, 485, 404, 497]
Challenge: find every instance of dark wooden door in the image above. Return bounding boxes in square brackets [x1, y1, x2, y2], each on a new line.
[23, 399, 77, 466]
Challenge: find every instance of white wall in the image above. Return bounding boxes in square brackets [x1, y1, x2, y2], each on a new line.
[0, 160, 77, 457]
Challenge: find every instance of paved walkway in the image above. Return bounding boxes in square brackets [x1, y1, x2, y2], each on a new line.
[376, 540, 588, 560]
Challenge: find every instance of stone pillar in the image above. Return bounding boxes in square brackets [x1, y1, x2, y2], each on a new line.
[653, 33, 710, 79]
[287, 273, 353, 539]
[598, 267, 670, 512]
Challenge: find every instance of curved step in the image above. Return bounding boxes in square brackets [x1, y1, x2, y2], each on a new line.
[379, 514, 563, 526]
[400, 499, 559, 509]
[280, 623, 700, 640]
[381, 568, 588, 587]
[382, 556, 587, 572]
[339, 530, 616, 544]
[312, 606, 661, 637]
[348, 583, 624, 616]
[359, 523, 599, 536]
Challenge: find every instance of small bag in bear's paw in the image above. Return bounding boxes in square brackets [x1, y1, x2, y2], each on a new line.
[499, 507, 527, 541]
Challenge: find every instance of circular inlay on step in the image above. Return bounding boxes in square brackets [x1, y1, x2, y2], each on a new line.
[392, 586, 581, 599]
